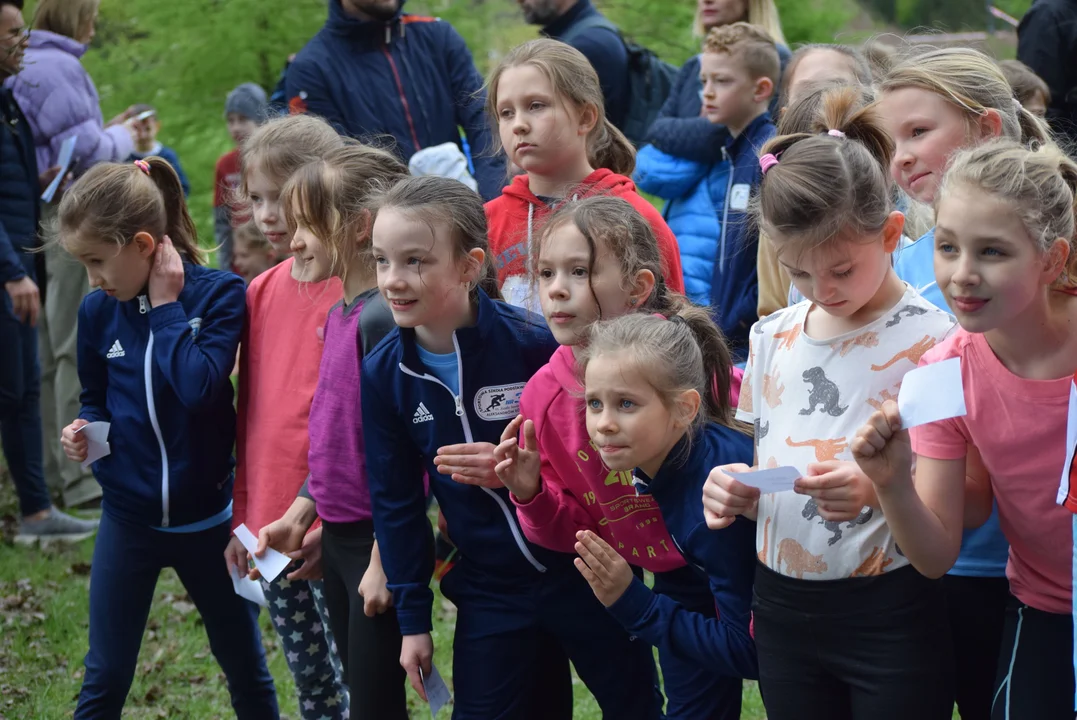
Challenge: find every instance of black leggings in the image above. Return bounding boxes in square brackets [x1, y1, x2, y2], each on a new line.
[752, 562, 954, 720]
[943, 574, 1010, 720]
[320, 521, 407, 720]
[991, 597, 1074, 720]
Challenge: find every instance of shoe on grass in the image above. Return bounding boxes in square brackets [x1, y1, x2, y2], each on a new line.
[15, 508, 99, 545]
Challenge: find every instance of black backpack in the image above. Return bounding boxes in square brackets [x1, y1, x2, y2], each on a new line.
[560, 14, 678, 147]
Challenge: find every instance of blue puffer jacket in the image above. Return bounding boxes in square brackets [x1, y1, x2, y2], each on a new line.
[0, 87, 39, 287]
[634, 144, 730, 306]
[284, 0, 503, 200]
[644, 47, 790, 165]
[77, 264, 245, 529]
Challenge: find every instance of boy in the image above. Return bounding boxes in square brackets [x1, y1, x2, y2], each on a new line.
[999, 59, 1050, 118]
[214, 82, 267, 272]
[700, 21, 778, 357]
[126, 104, 190, 196]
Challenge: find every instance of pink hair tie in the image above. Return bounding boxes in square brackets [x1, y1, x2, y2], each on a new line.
[133, 159, 151, 175]
[759, 153, 780, 175]
[827, 128, 846, 138]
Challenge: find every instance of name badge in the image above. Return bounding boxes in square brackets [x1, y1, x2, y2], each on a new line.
[729, 183, 751, 212]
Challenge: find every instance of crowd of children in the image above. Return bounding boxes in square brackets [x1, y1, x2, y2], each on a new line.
[44, 10, 1077, 720]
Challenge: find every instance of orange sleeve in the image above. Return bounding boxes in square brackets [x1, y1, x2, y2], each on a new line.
[628, 193, 685, 294]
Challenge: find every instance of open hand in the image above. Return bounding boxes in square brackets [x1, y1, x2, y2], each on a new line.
[148, 235, 184, 308]
[435, 442, 501, 488]
[573, 530, 633, 607]
[852, 400, 913, 492]
[701, 463, 760, 530]
[493, 415, 542, 501]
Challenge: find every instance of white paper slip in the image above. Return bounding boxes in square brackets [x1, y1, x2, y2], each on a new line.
[420, 664, 452, 718]
[728, 466, 802, 494]
[1057, 381, 1077, 507]
[230, 567, 268, 608]
[41, 135, 78, 203]
[233, 523, 291, 583]
[75, 421, 111, 469]
[897, 357, 967, 430]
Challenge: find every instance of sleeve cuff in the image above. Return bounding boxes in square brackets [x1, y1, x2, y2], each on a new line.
[397, 607, 434, 636]
[512, 481, 557, 527]
[606, 576, 656, 631]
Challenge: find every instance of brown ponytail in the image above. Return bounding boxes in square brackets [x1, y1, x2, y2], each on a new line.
[145, 156, 204, 265]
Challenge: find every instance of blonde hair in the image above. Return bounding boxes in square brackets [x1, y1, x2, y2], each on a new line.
[881, 47, 1050, 148]
[485, 39, 636, 176]
[694, 0, 786, 47]
[57, 157, 204, 264]
[703, 22, 781, 86]
[239, 114, 342, 200]
[32, 0, 98, 41]
[757, 86, 895, 253]
[940, 139, 1077, 285]
[281, 143, 408, 288]
[577, 313, 746, 439]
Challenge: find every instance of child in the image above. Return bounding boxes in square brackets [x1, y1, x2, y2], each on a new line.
[483, 38, 685, 313]
[852, 139, 1077, 720]
[876, 48, 1051, 719]
[492, 195, 753, 719]
[361, 176, 662, 719]
[572, 312, 756, 716]
[214, 82, 268, 271]
[224, 114, 350, 720]
[999, 59, 1051, 118]
[232, 221, 277, 285]
[273, 143, 411, 716]
[701, 87, 957, 720]
[56, 158, 278, 718]
[126, 104, 190, 196]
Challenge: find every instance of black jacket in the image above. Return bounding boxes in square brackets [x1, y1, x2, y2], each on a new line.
[1018, 0, 1077, 148]
[0, 86, 40, 288]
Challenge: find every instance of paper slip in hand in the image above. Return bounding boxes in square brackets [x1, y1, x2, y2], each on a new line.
[41, 135, 77, 203]
[897, 357, 967, 430]
[419, 664, 452, 718]
[233, 523, 291, 583]
[75, 421, 111, 469]
[728, 466, 802, 494]
[230, 567, 268, 608]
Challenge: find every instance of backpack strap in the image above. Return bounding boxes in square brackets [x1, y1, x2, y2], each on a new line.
[558, 13, 623, 46]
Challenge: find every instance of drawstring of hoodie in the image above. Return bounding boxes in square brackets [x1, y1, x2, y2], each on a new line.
[384, 19, 405, 44]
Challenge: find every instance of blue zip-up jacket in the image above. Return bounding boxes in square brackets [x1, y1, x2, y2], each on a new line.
[76, 263, 245, 529]
[711, 112, 774, 356]
[284, 0, 503, 201]
[644, 47, 790, 165]
[0, 87, 39, 287]
[634, 143, 730, 306]
[607, 423, 758, 679]
[361, 289, 563, 636]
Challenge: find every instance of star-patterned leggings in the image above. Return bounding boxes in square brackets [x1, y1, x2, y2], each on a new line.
[264, 576, 349, 720]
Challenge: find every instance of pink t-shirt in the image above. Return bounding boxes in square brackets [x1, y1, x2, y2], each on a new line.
[911, 328, 1073, 615]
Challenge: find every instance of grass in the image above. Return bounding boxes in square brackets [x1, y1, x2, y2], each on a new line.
[0, 471, 775, 719]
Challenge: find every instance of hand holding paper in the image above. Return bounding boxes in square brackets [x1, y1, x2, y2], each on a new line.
[727, 466, 802, 494]
[233, 523, 291, 583]
[230, 567, 268, 608]
[76, 421, 111, 469]
[896, 357, 967, 429]
[420, 664, 453, 718]
[41, 135, 77, 203]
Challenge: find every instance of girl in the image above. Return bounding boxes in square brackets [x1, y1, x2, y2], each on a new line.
[492, 195, 754, 719]
[56, 157, 278, 718]
[361, 176, 662, 719]
[232, 221, 278, 285]
[570, 312, 756, 716]
[223, 114, 350, 720]
[876, 48, 1051, 720]
[483, 38, 685, 312]
[700, 88, 957, 720]
[267, 143, 411, 717]
[852, 139, 1077, 720]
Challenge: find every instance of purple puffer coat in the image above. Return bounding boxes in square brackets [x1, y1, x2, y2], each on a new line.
[5, 30, 132, 175]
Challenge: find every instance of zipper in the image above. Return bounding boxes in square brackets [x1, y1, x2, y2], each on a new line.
[381, 45, 422, 152]
[719, 146, 732, 275]
[140, 295, 170, 527]
[398, 333, 547, 573]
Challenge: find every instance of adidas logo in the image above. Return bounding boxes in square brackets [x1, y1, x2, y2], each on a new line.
[106, 340, 125, 359]
[412, 402, 433, 424]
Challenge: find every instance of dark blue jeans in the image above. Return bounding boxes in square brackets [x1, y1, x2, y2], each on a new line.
[0, 290, 50, 516]
[75, 513, 279, 719]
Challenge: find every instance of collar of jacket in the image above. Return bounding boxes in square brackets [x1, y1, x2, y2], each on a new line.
[27, 29, 87, 59]
[326, 0, 408, 41]
[541, 0, 598, 39]
[724, 111, 772, 152]
[397, 286, 498, 368]
[632, 434, 692, 496]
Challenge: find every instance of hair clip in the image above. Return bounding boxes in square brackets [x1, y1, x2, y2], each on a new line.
[759, 153, 780, 175]
[133, 159, 151, 176]
[827, 128, 846, 138]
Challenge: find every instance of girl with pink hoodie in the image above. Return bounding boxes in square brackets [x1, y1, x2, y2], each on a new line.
[493, 196, 750, 720]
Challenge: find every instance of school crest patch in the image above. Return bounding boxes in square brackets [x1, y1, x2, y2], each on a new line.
[474, 383, 525, 421]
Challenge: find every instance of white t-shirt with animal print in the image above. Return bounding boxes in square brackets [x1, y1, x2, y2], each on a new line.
[736, 284, 955, 580]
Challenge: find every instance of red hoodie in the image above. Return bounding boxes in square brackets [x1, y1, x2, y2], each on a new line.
[485, 169, 684, 308]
